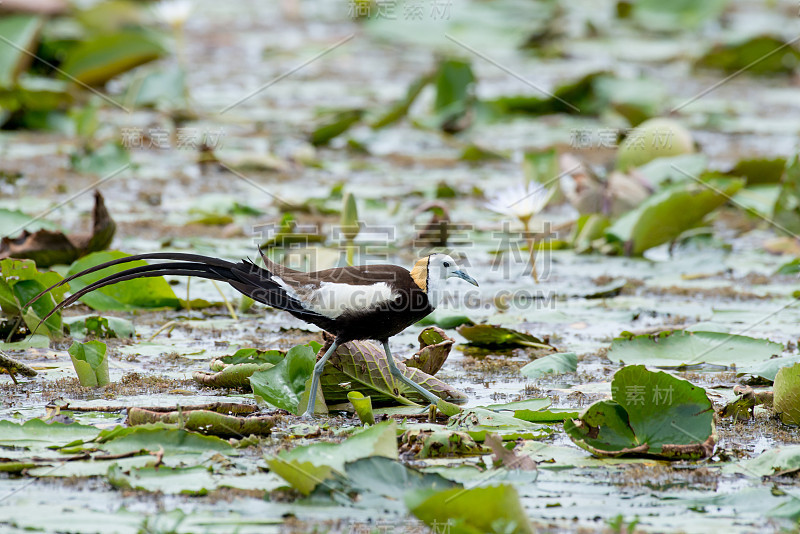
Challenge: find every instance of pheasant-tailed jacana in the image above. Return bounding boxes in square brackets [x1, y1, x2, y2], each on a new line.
[28, 250, 478, 416]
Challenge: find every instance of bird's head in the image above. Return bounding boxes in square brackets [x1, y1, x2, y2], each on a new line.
[427, 253, 478, 287]
[411, 254, 478, 307]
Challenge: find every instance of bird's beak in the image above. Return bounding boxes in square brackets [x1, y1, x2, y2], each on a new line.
[451, 270, 479, 287]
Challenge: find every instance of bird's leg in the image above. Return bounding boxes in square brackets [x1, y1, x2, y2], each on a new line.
[302, 341, 339, 418]
[382, 341, 441, 407]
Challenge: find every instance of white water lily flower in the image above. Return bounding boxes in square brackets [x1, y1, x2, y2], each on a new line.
[485, 182, 554, 223]
[154, 0, 192, 28]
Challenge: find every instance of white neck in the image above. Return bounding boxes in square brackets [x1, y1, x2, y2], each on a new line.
[426, 276, 448, 309]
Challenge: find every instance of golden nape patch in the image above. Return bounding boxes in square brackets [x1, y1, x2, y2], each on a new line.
[410, 257, 429, 291]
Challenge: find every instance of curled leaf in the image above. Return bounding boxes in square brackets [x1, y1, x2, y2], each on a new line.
[67, 340, 109, 387]
[457, 324, 553, 349]
[127, 407, 274, 438]
[193, 363, 274, 389]
[347, 391, 375, 425]
[402, 326, 454, 376]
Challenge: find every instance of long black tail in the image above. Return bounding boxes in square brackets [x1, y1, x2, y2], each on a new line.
[25, 251, 329, 332]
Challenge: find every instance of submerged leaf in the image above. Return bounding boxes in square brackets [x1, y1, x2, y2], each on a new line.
[520, 352, 578, 379]
[108, 465, 216, 496]
[564, 365, 715, 460]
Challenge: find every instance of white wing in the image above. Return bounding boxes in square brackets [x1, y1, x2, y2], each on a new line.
[272, 277, 398, 319]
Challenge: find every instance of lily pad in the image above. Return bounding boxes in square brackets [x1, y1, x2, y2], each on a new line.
[400, 427, 486, 458]
[211, 348, 285, 369]
[723, 446, 800, 477]
[607, 330, 783, 368]
[738, 355, 800, 382]
[64, 315, 134, 340]
[773, 155, 800, 234]
[564, 365, 715, 460]
[631, 0, 729, 32]
[343, 456, 458, 496]
[407, 484, 534, 534]
[0, 418, 100, 450]
[773, 363, 800, 426]
[370, 71, 434, 129]
[249, 344, 315, 414]
[321, 339, 467, 405]
[0, 15, 43, 88]
[727, 157, 786, 186]
[520, 352, 578, 379]
[606, 176, 745, 255]
[96, 424, 233, 455]
[1, 258, 66, 338]
[447, 407, 550, 441]
[266, 420, 398, 495]
[309, 109, 364, 146]
[484, 398, 578, 423]
[429, 58, 475, 132]
[60, 31, 166, 86]
[108, 465, 216, 496]
[457, 324, 552, 349]
[696, 35, 800, 76]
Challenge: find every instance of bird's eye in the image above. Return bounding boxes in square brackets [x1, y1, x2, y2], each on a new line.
[443, 262, 450, 268]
